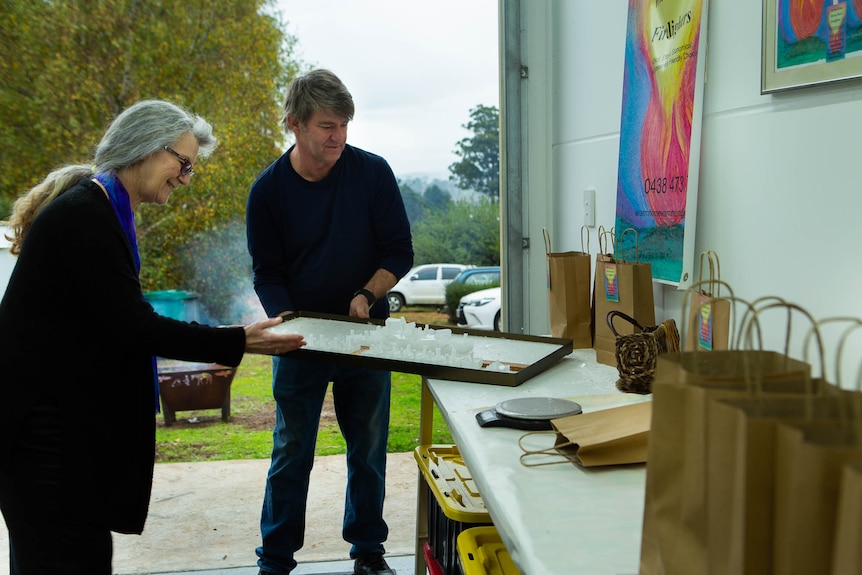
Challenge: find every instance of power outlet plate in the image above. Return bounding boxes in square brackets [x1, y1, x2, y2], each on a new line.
[583, 189, 596, 227]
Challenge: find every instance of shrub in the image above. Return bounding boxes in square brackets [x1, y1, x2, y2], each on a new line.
[444, 280, 500, 322]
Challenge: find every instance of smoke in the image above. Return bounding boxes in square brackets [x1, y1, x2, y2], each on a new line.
[180, 219, 267, 326]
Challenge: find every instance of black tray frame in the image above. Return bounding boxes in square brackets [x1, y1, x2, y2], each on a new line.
[275, 311, 573, 387]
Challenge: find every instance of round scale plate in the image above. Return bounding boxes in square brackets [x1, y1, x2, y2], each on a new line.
[494, 397, 582, 421]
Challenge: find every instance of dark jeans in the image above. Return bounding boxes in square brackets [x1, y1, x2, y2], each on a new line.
[256, 357, 391, 574]
[0, 404, 113, 574]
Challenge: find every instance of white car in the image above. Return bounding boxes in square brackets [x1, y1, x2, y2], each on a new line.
[388, 263, 471, 312]
[457, 286, 501, 331]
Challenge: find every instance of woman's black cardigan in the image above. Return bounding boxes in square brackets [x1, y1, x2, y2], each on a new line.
[0, 180, 246, 534]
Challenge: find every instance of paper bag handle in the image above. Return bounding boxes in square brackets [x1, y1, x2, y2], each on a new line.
[697, 250, 722, 297]
[736, 295, 787, 351]
[543, 226, 591, 256]
[812, 318, 862, 392]
[799, 317, 862, 433]
[598, 226, 614, 258]
[517, 430, 579, 467]
[842, 323, 862, 435]
[742, 300, 822, 360]
[741, 301, 822, 401]
[616, 228, 639, 264]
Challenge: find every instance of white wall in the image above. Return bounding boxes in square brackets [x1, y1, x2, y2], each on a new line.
[0, 226, 14, 300]
[519, 0, 862, 383]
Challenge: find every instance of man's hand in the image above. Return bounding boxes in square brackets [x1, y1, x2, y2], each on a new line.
[350, 293, 372, 319]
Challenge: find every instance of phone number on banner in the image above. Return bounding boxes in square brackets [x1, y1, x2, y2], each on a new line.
[644, 175, 686, 194]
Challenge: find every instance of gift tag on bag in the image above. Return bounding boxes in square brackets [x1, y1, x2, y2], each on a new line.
[685, 251, 731, 351]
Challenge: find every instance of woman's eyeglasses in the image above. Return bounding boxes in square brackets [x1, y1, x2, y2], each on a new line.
[163, 146, 195, 177]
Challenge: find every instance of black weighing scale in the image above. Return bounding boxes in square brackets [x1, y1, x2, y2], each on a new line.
[475, 397, 583, 430]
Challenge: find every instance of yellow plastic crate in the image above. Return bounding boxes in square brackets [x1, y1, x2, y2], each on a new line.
[415, 445, 493, 575]
[457, 526, 522, 575]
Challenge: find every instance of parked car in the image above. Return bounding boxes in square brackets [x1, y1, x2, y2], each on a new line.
[443, 266, 501, 321]
[388, 263, 471, 312]
[457, 286, 501, 331]
[449, 266, 500, 290]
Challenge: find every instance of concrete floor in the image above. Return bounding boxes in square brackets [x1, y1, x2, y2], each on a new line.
[0, 452, 420, 575]
[148, 554, 416, 575]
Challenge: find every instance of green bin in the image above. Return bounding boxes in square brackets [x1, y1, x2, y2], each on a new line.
[144, 290, 201, 323]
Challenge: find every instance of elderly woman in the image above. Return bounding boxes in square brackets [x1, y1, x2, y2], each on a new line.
[0, 100, 305, 574]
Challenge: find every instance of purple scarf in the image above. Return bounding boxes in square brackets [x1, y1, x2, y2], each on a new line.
[94, 172, 140, 272]
[94, 172, 160, 412]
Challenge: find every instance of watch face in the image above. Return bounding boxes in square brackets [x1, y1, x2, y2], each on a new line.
[494, 397, 582, 420]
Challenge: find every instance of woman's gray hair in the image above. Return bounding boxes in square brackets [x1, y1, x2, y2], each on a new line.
[282, 69, 355, 129]
[95, 100, 217, 173]
[2, 100, 216, 254]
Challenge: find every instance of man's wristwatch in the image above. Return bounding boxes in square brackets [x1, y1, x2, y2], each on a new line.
[353, 288, 376, 308]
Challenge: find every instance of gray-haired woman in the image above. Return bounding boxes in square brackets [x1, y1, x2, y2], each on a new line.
[0, 100, 305, 574]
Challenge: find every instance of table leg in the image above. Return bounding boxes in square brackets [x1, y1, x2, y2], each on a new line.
[414, 377, 434, 575]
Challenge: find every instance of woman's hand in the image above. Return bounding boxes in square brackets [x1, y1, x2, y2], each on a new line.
[243, 317, 307, 356]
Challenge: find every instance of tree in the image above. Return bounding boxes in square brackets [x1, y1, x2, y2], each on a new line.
[449, 104, 500, 200]
[398, 180, 426, 225]
[411, 198, 500, 266]
[423, 184, 452, 213]
[0, 0, 301, 322]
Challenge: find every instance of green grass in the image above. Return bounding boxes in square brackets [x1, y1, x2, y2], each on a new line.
[155, 311, 454, 463]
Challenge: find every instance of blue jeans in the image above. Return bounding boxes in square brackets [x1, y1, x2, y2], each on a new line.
[256, 357, 391, 574]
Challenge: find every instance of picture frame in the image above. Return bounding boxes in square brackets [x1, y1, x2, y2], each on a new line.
[762, 0, 862, 93]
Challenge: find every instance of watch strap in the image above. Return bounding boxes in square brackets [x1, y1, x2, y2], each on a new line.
[353, 288, 376, 308]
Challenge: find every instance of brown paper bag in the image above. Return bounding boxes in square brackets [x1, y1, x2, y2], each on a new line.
[591, 227, 612, 349]
[543, 227, 592, 348]
[773, 418, 862, 575]
[639, 350, 814, 575]
[832, 463, 862, 575]
[706, 315, 862, 575]
[518, 401, 652, 468]
[593, 228, 655, 366]
[707, 393, 845, 575]
[685, 251, 731, 351]
[552, 400, 651, 466]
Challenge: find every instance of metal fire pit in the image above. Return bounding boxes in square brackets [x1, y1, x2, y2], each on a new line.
[156, 360, 237, 426]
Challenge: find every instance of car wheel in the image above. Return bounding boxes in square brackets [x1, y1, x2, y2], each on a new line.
[493, 311, 501, 331]
[388, 293, 405, 313]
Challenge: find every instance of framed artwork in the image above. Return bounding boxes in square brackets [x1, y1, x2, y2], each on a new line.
[762, 0, 862, 93]
[614, 0, 709, 286]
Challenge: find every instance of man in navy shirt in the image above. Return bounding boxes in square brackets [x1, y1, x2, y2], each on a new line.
[246, 69, 413, 575]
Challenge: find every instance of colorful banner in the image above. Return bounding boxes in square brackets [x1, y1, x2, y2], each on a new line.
[614, 0, 708, 285]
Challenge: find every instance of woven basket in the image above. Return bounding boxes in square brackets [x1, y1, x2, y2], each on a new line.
[607, 311, 680, 394]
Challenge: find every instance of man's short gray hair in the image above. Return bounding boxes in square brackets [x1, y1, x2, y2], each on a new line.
[282, 69, 355, 129]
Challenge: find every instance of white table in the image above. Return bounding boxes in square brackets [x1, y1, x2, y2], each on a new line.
[414, 348, 648, 575]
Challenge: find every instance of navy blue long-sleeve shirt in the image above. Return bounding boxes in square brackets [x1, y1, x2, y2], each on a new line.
[246, 144, 414, 320]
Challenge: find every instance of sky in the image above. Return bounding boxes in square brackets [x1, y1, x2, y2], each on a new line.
[271, 0, 500, 178]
